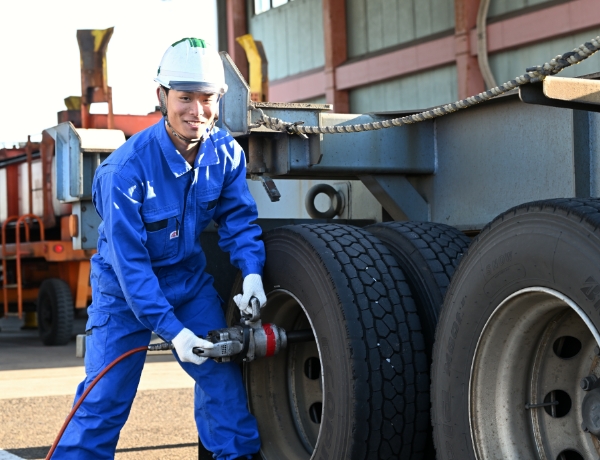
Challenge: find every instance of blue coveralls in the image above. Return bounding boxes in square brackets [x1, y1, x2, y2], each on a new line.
[53, 120, 264, 459]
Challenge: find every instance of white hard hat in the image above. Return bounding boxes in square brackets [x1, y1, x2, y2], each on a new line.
[155, 38, 228, 94]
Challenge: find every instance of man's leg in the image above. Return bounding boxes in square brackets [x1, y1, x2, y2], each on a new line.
[174, 291, 260, 460]
[52, 306, 151, 459]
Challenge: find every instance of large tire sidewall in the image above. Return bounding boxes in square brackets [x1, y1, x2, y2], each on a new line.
[228, 228, 357, 458]
[262, 230, 355, 458]
[432, 208, 600, 459]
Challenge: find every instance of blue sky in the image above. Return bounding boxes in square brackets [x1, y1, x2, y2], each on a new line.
[0, 0, 218, 147]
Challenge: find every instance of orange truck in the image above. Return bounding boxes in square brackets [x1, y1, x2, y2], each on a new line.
[0, 28, 160, 345]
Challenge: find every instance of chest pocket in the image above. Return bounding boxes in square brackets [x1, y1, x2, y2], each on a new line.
[197, 197, 219, 235]
[142, 205, 180, 260]
[196, 179, 222, 232]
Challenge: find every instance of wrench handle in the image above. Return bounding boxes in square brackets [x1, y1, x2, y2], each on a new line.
[243, 296, 261, 323]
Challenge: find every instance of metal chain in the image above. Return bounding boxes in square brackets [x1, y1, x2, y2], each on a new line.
[252, 36, 600, 135]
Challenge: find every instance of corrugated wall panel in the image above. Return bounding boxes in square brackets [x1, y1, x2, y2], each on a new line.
[347, 0, 367, 57]
[382, 1, 400, 49]
[489, 30, 600, 84]
[310, 0, 325, 72]
[347, 0, 455, 59]
[488, 0, 559, 18]
[249, 0, 324, 81]
[349, 65, 458, 113]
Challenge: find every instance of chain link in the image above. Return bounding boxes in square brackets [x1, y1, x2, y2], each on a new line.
[252, 36, 600, 135]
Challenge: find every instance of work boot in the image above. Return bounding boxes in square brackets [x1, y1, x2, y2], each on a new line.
[198, 437, 212, 460]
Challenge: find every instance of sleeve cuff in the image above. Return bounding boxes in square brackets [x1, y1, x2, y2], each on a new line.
[156, 314, 185, 343]
[241, 263, 264, 278]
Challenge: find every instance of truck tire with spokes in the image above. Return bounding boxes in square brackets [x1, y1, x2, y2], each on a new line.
[431, 199, 600, 460]
[227, 224, 429, 460]
[37, 278, 74, 346]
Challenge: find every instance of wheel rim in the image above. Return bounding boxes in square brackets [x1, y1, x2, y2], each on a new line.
[470, 287, 600, 460]
[245, 289, 322, 459]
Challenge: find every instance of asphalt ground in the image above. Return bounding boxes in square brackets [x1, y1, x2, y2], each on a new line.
[0, 315, 200, 460]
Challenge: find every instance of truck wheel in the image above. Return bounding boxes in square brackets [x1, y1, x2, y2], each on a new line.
[366, 221, 470, 353]
[227, 224, 429, 460]
[37, 278, 74, 345]
[431, 199, 600, 460]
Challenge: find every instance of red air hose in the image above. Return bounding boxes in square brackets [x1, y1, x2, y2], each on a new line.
[45, 346, 148, 460]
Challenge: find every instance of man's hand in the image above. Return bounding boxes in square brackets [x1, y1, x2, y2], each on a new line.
[233, 274, 267, 316]
[171, 327, 214, 365]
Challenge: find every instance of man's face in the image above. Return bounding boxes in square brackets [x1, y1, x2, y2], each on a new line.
[164, 89, 219, 139]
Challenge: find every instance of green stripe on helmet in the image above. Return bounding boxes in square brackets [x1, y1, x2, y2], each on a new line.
[171, 37, 207, 48]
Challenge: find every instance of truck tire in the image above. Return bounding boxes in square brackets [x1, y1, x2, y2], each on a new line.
[431, 199, 600, 460]
[227, 224, 429, 460]
[37, 278, 74, 346]
[366, 221, 470, 353]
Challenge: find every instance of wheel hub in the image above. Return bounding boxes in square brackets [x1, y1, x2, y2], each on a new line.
[581, 382, 600, 437]
[243, 289, 321, 460]
[470, 287, 600, 460]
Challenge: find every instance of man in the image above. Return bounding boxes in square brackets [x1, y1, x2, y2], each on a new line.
[53, 38, 267, 459]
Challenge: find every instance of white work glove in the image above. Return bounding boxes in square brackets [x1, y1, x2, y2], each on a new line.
[171, 327, 214, 365]
[233, 274, 267, 316]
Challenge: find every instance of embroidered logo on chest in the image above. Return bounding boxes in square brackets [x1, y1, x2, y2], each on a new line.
[170, 230, 179, 240]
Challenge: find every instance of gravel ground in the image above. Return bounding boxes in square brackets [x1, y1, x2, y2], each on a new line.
[0, 316, 201, 460]
[0, 390, 198, 460]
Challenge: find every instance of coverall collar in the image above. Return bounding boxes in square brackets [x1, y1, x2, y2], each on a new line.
[156, 119, 220, 178]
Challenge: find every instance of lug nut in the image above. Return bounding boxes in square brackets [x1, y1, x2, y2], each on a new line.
[581, 375, 598, 391]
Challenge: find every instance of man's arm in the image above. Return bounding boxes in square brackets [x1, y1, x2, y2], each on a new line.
[212, 138, 265, 278]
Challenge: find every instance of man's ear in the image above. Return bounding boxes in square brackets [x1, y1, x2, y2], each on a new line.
[157, 86, 168, 117]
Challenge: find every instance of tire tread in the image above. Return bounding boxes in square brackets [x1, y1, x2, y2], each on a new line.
[367, 221, 471, 350]
[37, 278, 74, 346]
[289, 223, 429, 459]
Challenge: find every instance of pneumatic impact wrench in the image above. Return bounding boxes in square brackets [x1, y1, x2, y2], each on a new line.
[47, 297, 313, 460]
[149, 297, 315, 362]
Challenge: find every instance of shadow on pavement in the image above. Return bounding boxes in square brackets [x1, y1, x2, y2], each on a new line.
[0, 313, 174, 372]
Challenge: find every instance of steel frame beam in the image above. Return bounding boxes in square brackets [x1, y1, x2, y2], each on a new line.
[359, 175, 430, 222]
[323, 0, 349, 112]
[227, 0, 249, 82]
[454, 0, 485, 99]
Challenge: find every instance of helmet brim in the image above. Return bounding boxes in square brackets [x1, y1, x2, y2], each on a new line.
[163, 80, 227, 94]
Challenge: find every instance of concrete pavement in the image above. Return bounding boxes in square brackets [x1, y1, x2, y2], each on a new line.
[0, 315, 199, 459]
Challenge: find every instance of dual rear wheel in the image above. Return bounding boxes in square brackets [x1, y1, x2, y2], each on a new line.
[227, 222, 469, 459]
[230, 201, 600, 459]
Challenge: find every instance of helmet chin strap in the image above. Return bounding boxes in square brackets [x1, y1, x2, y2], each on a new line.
[159, 86, 218, 144]
[165, 117, 204, 143]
